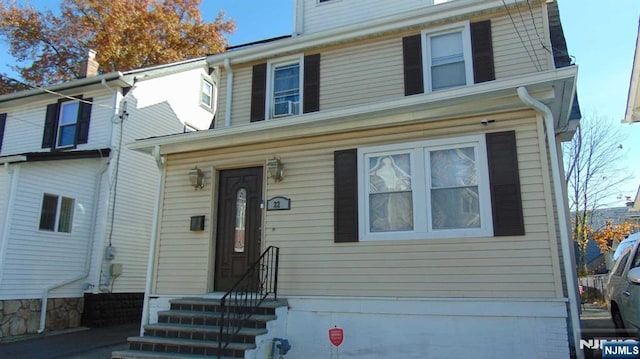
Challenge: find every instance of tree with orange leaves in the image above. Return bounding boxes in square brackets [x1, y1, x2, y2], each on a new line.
[0, 0, 235, 93]
[592, 220, 639, 252]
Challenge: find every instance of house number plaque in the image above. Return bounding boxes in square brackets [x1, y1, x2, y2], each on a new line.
[266, 196, 291, 211]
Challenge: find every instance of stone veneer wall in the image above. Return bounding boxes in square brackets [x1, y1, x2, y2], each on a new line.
[0, 297, 84, 338]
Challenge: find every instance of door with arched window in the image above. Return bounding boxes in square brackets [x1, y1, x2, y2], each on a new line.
[214, 167, 263, 292]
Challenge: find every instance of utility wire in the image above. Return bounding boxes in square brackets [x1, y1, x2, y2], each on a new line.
[515, 0, 544, 70]
[502, 0, 543, 72]
[0, 73, 114, 109]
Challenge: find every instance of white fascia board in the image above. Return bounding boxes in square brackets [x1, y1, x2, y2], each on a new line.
[129, 66, 577, 155]
[207, 0, 537, 67]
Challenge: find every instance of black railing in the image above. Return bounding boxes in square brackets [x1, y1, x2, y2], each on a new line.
[217, 246, 280, 358]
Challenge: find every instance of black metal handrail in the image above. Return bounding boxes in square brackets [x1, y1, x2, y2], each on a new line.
[217, 246, 280, 358]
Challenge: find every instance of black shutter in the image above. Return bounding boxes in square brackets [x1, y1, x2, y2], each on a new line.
[0, 113, 6, 152]
[486, 131, 524, 236]
[303, 53, 321, 114]
[334, 149, 359, 243]
[250, 63, 267, 122]
[76, 97, 92, 144]
[42, 103, 59, 148]
[402, 34, 424, 96]
[471, 20, 495, 84]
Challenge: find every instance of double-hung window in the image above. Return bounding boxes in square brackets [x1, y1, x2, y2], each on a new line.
[359, 135, 492, 240]
[201, 78, 214, 109]
[57, 101, 80, 148]
[39, 193, 75, 233]
[269, 57, 302, 118]
[422, 22, 473, 92]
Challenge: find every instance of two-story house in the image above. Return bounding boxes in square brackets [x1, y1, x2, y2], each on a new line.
[120, 0, 581, 358]
[0, 56, 217, 337]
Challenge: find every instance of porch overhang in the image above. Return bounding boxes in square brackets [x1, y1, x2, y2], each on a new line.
[129, 66, 578, 156]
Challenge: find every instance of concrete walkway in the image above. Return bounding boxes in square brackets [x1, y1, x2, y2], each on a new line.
[0, 323, 138, 359]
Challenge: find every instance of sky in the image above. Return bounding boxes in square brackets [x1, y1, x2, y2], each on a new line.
[2, 0, 639, 207]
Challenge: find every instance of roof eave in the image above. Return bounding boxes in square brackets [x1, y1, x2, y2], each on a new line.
[130, 67, 577, 156]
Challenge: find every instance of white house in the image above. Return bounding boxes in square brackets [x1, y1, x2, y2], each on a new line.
[0, 56, 217, 337]
[119, 0, 583, 358]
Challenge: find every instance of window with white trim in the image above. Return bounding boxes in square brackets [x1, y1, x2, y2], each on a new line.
[358, 135, 492, 240]
[57, 101, 80, 148]
[422, 22, 473, 92]
[200, 78, 214, 109]
[268, 57, 302, 118]
[39, 193, 75, 233]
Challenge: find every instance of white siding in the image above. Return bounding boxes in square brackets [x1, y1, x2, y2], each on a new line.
[153, 110, 563, 299]
[133, 67, 216, 130]
[301, 0, 435, 35]
[99, 93, 186, 293]
[0, 92, 115, 157]
[0, 159, 102, 300]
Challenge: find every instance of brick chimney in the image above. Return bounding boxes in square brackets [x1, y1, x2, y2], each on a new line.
[79, 49, 99, 78]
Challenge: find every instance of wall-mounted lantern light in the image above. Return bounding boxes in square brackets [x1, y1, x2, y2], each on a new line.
[189, 166, 205, 190]
[267, 157, 284, 182]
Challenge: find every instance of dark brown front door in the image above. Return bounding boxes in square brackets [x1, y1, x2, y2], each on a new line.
[214, 167, 263, 292]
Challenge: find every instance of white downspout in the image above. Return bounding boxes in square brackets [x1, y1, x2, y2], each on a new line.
[38, 159, 109, 333]
[223, 59, 233, 127]
[140, 145, 165, 335]
[517, 86, 583, 359]
[0, 163, 19, 286]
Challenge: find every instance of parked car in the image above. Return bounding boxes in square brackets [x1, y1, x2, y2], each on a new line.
[606, 235, 640, 335]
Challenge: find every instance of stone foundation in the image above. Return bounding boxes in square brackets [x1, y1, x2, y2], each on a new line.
[0, 297, 84, 339]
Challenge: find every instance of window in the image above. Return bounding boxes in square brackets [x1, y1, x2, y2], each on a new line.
[423, 23, 473, 92]
[42, 97, 92, 149]
[269, 59, 302, 118]
[57, 101, 80, 148]
[201, 79, 214, 109]
[358, 135, 492, 240]
[614, 250, 631, 277]
[39, 194, 75, 233]
[403, 20, 495, 96]
[251, 54, 320, 122]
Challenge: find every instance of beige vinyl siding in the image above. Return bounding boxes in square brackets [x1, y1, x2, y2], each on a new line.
[491, 6, 552, 78]
[320, 37, 405, 112]
[215, 8, 551, 130]
[153, 110, 562, 298]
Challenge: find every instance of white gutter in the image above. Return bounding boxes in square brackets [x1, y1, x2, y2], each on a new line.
[38, 159, 109, 333]
[294, 0, 303, 36]
[223, 59, 233, 127]
[517, 86, 583, 359]
[140, 145, 165, 335]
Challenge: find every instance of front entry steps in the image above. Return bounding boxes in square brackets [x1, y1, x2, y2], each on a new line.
[112, 297, 287, 359]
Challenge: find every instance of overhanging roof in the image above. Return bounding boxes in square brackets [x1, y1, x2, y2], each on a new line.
[129, 67, 577, 156]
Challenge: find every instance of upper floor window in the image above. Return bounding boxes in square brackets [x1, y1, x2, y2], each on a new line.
[42, 97, 92, 150]
[403, 20, 495, 96]
[39, 193, 75, 233]
[57, 101, 80, 148]
[423, 23, 473, 92]
[270, 60, 301, 118]
[201, 78, 214, 109]
[358, 135, 493, 240]
[250, 54, 320, 122]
